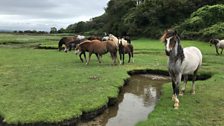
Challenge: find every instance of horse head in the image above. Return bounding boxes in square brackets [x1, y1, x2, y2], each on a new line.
[161, 29, 180, 56]
[209, 39, 219, 46]
[74, 44, 81, 55]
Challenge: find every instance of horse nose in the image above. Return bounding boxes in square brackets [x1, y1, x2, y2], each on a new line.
[165, 50, 170, 56]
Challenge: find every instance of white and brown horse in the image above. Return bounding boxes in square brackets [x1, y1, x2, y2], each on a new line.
[108, 34, 129, 48]
[209, 39, 224, 55]
[161, 29, 202, 109]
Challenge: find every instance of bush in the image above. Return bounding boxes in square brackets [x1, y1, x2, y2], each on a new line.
[177, 4, 224, 40]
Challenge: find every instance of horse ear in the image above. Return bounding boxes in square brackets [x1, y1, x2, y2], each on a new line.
[160, 31, 167, 42]
[174, 30, 177, 35]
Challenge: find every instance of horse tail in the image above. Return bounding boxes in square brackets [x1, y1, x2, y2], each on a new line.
[58, 38, 65, 51]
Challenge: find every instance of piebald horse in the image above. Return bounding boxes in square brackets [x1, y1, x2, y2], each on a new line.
[161, 29, 202, 109]
[108, 34, 129, 48]
[209, 39, 224, 55]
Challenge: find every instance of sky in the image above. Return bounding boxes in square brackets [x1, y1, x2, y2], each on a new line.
[0, 0, 110, 31]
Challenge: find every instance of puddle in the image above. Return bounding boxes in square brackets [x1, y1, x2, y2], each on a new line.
[78, 74, 169, 126]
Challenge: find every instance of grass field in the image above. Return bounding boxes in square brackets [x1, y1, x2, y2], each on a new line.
[0, 33, 223, 125]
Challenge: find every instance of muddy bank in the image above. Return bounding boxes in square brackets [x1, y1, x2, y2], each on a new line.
[128, 69, 212, 81]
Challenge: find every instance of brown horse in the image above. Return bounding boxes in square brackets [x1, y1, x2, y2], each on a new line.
[58, 35, 87, 52]
[58, 36, 77, 52]
[118, 41, 134, 64]
[75, 40, 117, 64]
[87, 36, 102, 41]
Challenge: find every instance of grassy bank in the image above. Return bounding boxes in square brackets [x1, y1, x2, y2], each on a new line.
[137, 40, 224, 125]
[0, 33, 223, 125]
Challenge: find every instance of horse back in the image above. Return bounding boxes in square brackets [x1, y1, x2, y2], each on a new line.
[181, 47, 202, 74]
[124, 44, 133, 53]
[218, 40, 224, 48]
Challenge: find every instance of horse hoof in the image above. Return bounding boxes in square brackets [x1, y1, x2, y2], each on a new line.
[172, 95, 176, 101]
[174, 105, 179, 109]
[179, 91, 184, 96]
[174, 102, 179, 109]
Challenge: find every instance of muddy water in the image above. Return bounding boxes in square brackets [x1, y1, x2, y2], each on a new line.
[79, 75, 169, 126]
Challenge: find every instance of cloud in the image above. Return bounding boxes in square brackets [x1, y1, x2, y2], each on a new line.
[0, 0, 109, 31]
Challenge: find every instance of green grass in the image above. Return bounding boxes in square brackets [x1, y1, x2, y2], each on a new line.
[0, 34, 223, 125]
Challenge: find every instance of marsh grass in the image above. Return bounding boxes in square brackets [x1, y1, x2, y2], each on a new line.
[0, 34, 223, 125]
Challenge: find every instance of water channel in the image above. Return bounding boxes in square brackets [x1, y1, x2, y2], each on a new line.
[79, 74, 169, 126]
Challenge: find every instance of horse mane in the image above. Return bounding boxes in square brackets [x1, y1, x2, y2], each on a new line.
[160, 29, 179, 42]
[160, 32, 168, 42]
[162, 29, 184, 62]
[177, 43, 185, 63]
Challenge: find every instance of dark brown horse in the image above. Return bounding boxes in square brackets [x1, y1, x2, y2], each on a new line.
[58, 35, 87, 52]
[87, 36, 102, 41]
[58, 36, 77, 52]
[118, 40, 134, 64]
[75, 40, 117, 64]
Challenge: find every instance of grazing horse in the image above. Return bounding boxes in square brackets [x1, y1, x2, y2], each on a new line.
[58, 35, 86, 52]
[75, 40, 117, 64]
[58, 36, 76, 52]
[160, 29, 202, 109]
[118, 39, 134, 64]
[209, 39, 224, 55]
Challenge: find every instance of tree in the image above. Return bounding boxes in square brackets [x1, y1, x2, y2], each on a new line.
[50, 27, 57, 33]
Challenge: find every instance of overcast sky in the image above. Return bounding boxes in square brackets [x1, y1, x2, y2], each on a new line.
[0, 0, 110, 31]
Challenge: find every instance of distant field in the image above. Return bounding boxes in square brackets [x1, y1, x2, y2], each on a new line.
[0, 33, 223, 125]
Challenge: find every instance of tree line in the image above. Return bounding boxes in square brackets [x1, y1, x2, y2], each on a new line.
[51, 0, 224, 39]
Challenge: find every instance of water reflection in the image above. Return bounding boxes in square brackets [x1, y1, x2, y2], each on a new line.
[79, 75, 169, 126]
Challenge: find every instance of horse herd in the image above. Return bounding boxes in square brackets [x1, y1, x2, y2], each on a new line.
[58, 31, 223, 109]
[58, 34, 133, 65]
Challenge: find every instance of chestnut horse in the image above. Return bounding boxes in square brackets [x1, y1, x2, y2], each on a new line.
[75, 40, 117, 64]
[161, 29, 202, 109]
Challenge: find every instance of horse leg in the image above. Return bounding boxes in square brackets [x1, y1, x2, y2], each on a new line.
[119, 52, 123, 65]
[215, 46, 220, 55]
[122, 53, 125, 64]
[79, 51, 86, 63]
[64, 45, 68, 53]
[180, 75, 188, 96]
[192, 69, 198, 95]
[96, 53, 101, 63]
[128, 53, 131, 63]
[173, 73, 181, 109]
[114, 51, 117, 64]
[171, 79, 176, 101]
[131, 51, 134, 63]
[221, 48, 223, 54]
[79, 52, 84, 63]
[87, 52, 92, 65]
